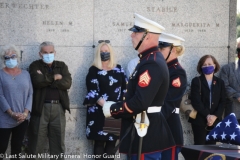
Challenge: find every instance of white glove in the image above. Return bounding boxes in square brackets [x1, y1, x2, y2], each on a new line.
[102, 101, 115, 118]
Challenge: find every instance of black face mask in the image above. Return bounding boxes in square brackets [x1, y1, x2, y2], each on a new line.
[100, 52, 110, 61]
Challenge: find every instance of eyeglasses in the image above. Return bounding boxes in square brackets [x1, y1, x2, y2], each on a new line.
[98, 40, 110, 43]
[4, 54, 17, 60]
[236, 48, 240, 53]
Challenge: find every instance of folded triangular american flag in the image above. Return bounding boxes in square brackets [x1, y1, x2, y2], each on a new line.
[206, 113, 240, 145]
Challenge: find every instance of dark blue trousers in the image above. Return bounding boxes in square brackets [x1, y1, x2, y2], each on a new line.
[161, 146, 181, 160]
[127, 151, 162, 160]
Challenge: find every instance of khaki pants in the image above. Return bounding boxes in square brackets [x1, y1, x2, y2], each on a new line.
[28, 103, 66, 160]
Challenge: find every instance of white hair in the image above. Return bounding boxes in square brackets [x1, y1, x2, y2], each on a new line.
[0, 44, 20, 62]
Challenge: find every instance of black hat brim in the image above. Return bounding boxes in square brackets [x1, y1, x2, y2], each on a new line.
[158, 41, 173, 48]
[128, 25, 147, 32]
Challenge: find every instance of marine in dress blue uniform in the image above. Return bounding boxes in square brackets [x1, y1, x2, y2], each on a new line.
[102, 13, 176, 160]
[158, 33, 187, 160]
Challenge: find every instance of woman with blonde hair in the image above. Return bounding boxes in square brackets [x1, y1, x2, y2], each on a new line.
[83, 40, 127, 159]
[158, 33, 187, 160]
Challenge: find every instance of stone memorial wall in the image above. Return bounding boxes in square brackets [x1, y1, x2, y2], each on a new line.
[1, 0, 236, 159]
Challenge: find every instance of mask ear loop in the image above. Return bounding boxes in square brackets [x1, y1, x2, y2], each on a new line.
[135, 31, 148, 51]
[165, 45, 174, 61]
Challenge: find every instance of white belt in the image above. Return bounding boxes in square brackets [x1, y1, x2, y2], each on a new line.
[147, 106, 161, 113]
[172, 108, 179, 114]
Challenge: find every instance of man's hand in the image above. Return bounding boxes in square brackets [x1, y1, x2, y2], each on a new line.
[54, 74, 62, 80]
[37, 70, 42, 74]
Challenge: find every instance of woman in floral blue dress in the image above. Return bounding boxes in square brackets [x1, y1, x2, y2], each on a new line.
[83, 40, 127, 159]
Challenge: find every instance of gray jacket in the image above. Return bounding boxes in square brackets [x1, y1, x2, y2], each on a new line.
[219, 59, 240, 119]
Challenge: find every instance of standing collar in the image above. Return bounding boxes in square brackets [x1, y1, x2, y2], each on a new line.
[167, 58, 178, 67]
[138, 46, 159, 59]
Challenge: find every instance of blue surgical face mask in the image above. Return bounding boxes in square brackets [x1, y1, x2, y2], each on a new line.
[5, 59, 18, 68]
[42, 53, 54, 64]
[202, 65, 215, 75]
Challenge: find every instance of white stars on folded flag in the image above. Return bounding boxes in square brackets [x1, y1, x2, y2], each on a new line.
[220, 132, 227, 140]
[212, 132, 218, 140]
[230, 132, 237, 140]
[206, 113, 240, 145]
[216, 122, 221, 128]
[225, 119, 232, 127]
[236, 124, 240, 130]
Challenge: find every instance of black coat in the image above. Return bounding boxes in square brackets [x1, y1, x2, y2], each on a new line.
[161, 58, 187, 146]
[110, 47, 175, 154]
[189, 74, 226, 126]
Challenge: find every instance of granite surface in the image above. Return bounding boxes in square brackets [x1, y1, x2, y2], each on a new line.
[0, 0, 236, 159]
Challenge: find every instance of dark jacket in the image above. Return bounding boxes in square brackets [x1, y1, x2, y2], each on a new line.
[189, 74, 226, 126]
[110, 47, 175, 154]
[219, 60, 240, 119]
[161, 58, 187, 146]
[29, 59, 72, 116]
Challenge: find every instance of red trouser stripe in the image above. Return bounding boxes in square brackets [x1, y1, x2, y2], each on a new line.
[171, 146, 176, 160]
[141, 153, 144, 160]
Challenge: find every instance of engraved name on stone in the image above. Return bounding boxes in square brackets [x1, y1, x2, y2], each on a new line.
[147, 6, 177, 12]
[66, 116, 77, 122]
[43, 21, 74, 33]
[0, 3, 49, 9]
[70, 137, 81, 140]
[172, 22, 220, 33]
[183, 130, 193, 135]
[112, 22, 134, 32]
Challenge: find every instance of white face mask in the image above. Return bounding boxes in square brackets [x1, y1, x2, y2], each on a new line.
[42, 53, 54, 64]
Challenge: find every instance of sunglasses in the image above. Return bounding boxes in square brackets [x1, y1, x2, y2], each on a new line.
[4, 54, 17, 60]
[98, 40, 110, 43]
[236, 48, 240, 53]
